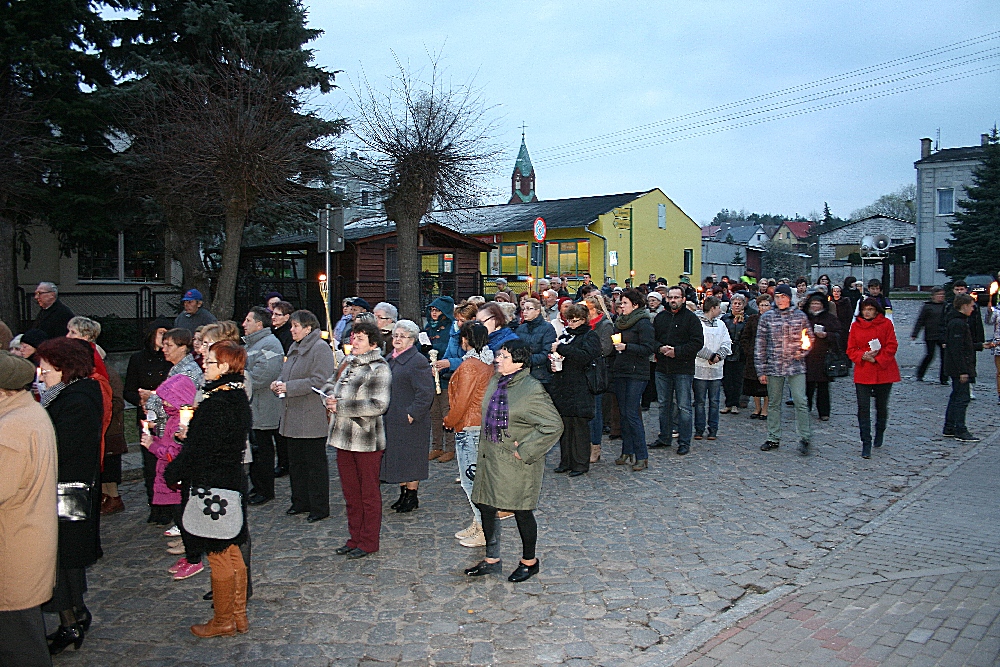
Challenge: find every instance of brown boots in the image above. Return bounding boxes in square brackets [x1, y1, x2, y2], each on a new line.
[191, 545, 248, 638]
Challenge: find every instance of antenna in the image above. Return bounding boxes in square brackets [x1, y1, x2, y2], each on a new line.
[521, 121, 527, 140]
[935, 128, 940, 151]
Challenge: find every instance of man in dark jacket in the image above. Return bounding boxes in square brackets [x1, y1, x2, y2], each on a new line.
[912, 287, 946, 384]
[32, 282, 74, 339]
[173, 288, 217, 333]
[939, 280, 985, 348]
[943, 294, 981, 441]
[652, 286, 704, 455]
[515, 298, 557, 387]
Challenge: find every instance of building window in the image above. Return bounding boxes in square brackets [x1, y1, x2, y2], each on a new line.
[937, 248, 953, 271]
[658, 203, 666, 229]
[421, 253, 455, 273]
[500, 243, 528, 275]
[360, 190, 370, 206]
[937, 188, 954, 215]
[78, 230, 165, 283]
[544, 239, 589, 277]
[683, 248, 693, 274]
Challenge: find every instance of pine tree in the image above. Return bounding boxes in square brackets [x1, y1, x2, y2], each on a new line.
[947, 127, 1000, 278]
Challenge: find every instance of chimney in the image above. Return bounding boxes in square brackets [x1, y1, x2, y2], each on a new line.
[983, 134, 991, 146]
[920, 138, 932, 159]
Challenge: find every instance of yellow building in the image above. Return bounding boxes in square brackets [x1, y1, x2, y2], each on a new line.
[427, 140, 701, 289]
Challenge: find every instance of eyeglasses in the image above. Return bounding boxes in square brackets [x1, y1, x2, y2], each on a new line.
[391, 334, 412, 340]
[205, 360, 221, 366]
[376, 316, 394, 322]
[34, 291, 53, 296]
[495, 352, 511, 360]
[522, 306, 537, 311]
[39, 368, 56, 375]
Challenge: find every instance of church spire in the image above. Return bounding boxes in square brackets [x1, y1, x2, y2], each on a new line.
[508, 131, 538, 204]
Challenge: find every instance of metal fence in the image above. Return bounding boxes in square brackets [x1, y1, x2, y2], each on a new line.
[18, 286, 181, 352]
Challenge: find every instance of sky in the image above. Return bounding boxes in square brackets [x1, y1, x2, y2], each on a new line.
[303, 0, 999, 225]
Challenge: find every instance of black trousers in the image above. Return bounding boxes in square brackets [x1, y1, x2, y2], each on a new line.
[286, 436, 329, 516]
[0, 607, 51, 667]
[917, 340, 946, 383]
[249, 428, 278, 499]
[856, 383, 891, 447]
[141, 446, 157, 506]
[559, 416, 591, 473]
[722, 360, 745, 408]
[641, 361, 658, 408]
[476, 503, 537, 561]
[275, 432, 289, 470]
[806, 381, 831, 418]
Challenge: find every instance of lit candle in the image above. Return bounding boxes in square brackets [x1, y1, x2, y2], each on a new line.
[178, 405, 194, 427]
[800, 329, 812, 351]
[35, 366, 42, 385]
[140, 420, 150, 436]
[343, 344, 353, 356]
[991, 281, 998, 296]
[611, 333, 622, 345]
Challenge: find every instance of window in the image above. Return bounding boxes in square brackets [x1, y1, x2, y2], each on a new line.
[500, 243, 528, 275]
[421, 253, 455, 273]
[937, 188, 954, 215]
[658, 203, 666, 229]
[545, 239, 589, 277]
[683, 249, 693, 274]
[360, 190, 370, 206]
[937, 248, 953, 271]
[78, 230, 165, 283]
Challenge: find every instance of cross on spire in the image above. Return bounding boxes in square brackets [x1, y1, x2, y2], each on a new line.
[520, 121, 527, 140]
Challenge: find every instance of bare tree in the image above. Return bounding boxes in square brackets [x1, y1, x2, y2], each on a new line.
[352, 55, 499, 321]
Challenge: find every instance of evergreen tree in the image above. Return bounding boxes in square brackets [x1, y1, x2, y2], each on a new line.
[947, 127, 1000, 278]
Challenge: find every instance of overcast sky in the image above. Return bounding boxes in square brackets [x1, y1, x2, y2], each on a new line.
[304, 0, 999, 225]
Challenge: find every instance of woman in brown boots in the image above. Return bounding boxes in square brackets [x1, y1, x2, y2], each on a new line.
[165, 341, 253, 637]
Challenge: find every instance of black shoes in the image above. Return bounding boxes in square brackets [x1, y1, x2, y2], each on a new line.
[861, 443, 872, 459]
[335, 544, 354, 555]
[760, 441, 779, 451]
[395, 489, 418, 513]
[285, 507, 308, 516]
[568, 470, 585, 477]
[676, 444, 690, 456]
[346, 547, 372, 560]
[248, 493, 273, 506]
[273, 465, 288, 478]
[649, 440, 670, 449]
[465, 559, 503, 577]
[798, 439, 811, 456]
[390, 487, 407, 510]
[553, 466, 570, 473]
[48, 624, 84, 655]
[955, 431, 980, 442]
[508, 560, 540, 582]
[306, 514, 329, 523]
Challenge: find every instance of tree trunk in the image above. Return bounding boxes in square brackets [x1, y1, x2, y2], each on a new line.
[396, 214, 421, 322]
[212, 203, 248, 321]
[166, 226, 212, 311]
[0, 216, 21, 332]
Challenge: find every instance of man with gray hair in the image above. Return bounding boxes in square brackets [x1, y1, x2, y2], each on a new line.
[373, 302, 398, 339]
[243, 306, 285, 505]
[542, 290, 560, 322]
[494, 278, 515, 303]
[536, 278, 551, 294]
[32, 281, 74, 338]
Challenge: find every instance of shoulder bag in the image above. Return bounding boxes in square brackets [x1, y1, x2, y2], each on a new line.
[182, 486, 244, 540]
[57, 481, 94, 522]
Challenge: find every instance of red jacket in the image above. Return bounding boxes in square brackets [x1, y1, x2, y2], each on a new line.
[847, 314, 901, 385]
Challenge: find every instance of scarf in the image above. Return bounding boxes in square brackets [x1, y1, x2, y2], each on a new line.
[615, 307, 648, 331]
[484, 373, 515, 443]
[40, 380, 70, 408]
[462, 347, 494, 365]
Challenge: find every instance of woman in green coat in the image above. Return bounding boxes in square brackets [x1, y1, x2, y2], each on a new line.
[466, 339, 563, 583]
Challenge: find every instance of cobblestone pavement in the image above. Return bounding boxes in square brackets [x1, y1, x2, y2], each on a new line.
[51, 301, 1000, 666]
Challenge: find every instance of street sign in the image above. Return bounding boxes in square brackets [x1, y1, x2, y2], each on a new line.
[609, 250, 619, 267]
[533, 217, 546, 242]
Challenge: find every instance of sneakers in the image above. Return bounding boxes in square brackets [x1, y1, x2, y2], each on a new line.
[164, 525, 180, 537]
[167, 544, 185, 555]
[955, 431, 980, 442]
[942, 428, 956, 438]
[173, 560, 204, 580]
[693, 432, 704, 440]
[760, 441, 779, 451]
[460, 524, 486, 548]
[970, 389, 977, 400]
[168, 557, 188, 574]
[455, 522, 478, 540]
[730, 407, 739, 415]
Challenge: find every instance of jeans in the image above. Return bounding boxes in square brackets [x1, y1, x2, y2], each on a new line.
[806, 381, 831, 418]
[655, 373, 693, 446]
[855, 383, 891, 447]
[765, 374, 811, 443]
[722, 360, 744, 408]
[693, 378, 722, 436]
[917, 340, 946, 383]
[589, 393, 604, 445]
[455, 428, 481, 524]
[613, 377, 648, 460]
[945, 377, 972, 433]
[477, 504, 537, 561]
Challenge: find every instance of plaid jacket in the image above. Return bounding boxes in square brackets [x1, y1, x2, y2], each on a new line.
[321, 349, 391, 452]
[754, 306, 813, 378]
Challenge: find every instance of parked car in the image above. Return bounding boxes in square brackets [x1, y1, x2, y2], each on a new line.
[964, 274, 995, 307]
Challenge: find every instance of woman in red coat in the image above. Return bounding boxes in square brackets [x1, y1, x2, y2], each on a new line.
[847, 297, 901, 458]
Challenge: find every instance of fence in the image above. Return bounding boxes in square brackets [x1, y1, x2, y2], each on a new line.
[18, 287, 181, 352]
[481, 275, 588, 299]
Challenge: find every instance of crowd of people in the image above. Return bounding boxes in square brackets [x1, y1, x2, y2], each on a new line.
[1, 269, 996, 663]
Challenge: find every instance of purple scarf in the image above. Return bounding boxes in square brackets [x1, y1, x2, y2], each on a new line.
[484, 373, 515, 443]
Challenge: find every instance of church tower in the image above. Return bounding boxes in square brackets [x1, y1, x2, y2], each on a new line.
[508, 133, 538, 204]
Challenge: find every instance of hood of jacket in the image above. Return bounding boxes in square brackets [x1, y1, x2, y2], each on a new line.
[427, 296, 455, 322]
[156, 373, 197, 413]
[852, 313, 888, 332]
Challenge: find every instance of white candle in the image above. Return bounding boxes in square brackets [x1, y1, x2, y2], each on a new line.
[179, 405, 194, 427]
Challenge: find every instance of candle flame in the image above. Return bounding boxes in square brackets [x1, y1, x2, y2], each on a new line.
[991, 281, 998, 296]
[318, 273, 327, 282]
[801, 329, 812, 351]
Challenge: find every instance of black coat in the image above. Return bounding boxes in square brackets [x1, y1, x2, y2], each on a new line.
[272, 322, 293, 354]
[46, 379, 104, 569]
[549, 322, 601, 419]
[804, 310, 843, 383]
[944, 315, 977, 379]
[912, 301, 944, 342]
[610, 316, 656, 380]
[653, 307, 704, 375]
[164, 374, 252, 555]
[380, 346, 435, 484]
[940, 303, 984, 348]
[35, 299, 74, 339]
[832, 297, 854, 334]
[720, 313, 747, 363]
[123, 344, 172, 425]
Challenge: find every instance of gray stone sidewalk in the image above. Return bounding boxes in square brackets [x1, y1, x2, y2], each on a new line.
[49, 301, 1000, 666]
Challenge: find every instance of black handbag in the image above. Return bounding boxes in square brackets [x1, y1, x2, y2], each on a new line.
[585, 356, 609, 395]
[825, 350, 850, 378]
[57, 481, 93, 522]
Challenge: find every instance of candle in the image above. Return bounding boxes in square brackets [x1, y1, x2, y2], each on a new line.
[800, 329, 812, 351]
[140, 420, 151, 436]
[178, 405, 194, 427]
[611, 333, 622, 345]
[343, 344, 353, 356]
[35, 366, 42, 384]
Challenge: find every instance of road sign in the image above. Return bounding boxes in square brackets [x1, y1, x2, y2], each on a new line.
[533, 217, 546, 242]
[609, 250, 619, 267]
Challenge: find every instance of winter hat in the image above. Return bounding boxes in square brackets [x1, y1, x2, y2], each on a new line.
[20, 329, 48, 349]
[0, 351, 35, 390]
[774, 284, 794, 299]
